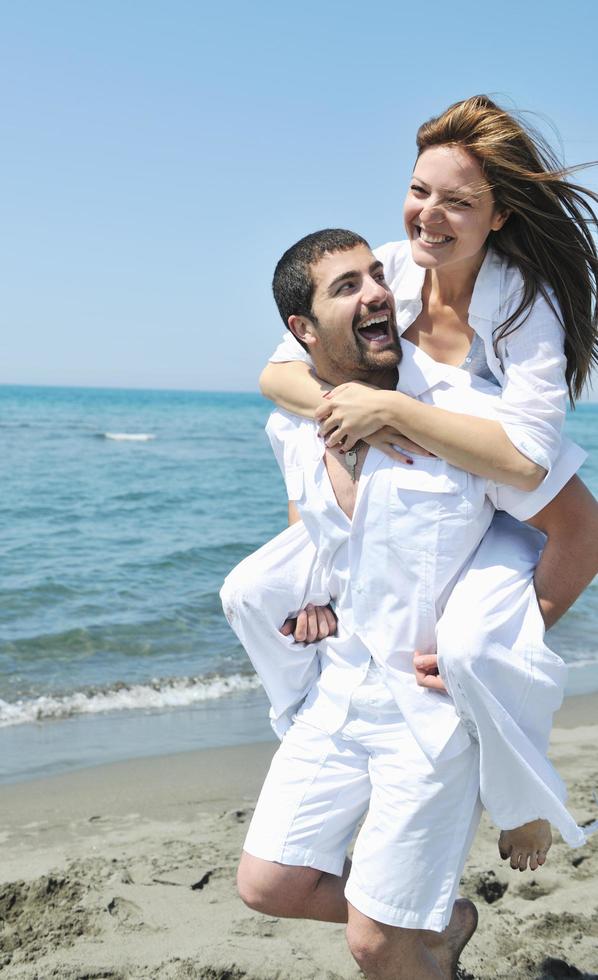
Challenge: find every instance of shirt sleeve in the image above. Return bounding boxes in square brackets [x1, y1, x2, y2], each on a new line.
[264, 410, 305, 501]
[495, 289, 568, 473]
[268, 331, 314, 365]
[486, 436, 587, 522]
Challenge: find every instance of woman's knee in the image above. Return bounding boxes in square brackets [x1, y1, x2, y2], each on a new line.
[436, 608, 489, 677]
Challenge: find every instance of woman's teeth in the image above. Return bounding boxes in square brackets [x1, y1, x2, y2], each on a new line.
[417, 228, 453, 244]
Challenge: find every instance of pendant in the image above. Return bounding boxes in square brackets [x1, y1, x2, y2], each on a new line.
[345, 449, 358, 481]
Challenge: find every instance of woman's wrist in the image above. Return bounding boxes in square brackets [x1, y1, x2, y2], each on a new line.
[374, 389, 407, 429]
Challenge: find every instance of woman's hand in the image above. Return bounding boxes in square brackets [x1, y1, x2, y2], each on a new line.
[315, 382, 387, 449]
[364, 427, 436, 463]
[315, 383, 435, 461]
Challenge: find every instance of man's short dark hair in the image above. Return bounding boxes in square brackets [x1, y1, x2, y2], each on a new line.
[272, 229, 370, 338]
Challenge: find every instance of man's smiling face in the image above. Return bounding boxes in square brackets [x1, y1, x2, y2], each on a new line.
[290, 244, 401, 382]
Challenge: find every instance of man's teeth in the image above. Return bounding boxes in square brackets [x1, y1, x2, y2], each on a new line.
[360, 315, 388, 329]
[358, 314, 389, 341]
[418, 228, 453, 244]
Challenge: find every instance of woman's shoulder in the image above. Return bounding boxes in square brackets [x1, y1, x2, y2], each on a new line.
[373, 240, 424, 300]
[373, 239, 411, 273]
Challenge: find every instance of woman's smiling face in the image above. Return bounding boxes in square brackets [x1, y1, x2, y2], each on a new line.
[403, 144, 509, 272]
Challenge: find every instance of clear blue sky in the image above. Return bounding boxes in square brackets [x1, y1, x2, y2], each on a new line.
[1, 0, 597, 396]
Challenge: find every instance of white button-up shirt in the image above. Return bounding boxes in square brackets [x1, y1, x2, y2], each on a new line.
[266, 344, 585, 766]
[270, 241, 568, 474]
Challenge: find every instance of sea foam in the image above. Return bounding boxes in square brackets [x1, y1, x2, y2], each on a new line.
[0, 673, 262, 728]
[102, 432, 156, 441]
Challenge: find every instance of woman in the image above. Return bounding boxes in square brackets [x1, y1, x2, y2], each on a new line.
[256, 96, 598, 863]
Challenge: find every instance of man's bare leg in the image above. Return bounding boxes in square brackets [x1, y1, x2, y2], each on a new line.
[237, 851, 350, 922]
[421, 899, 478, 979]
[346, 905, 444, 980]
[238, 853, 477, 978]
[498, 818, 552, 871]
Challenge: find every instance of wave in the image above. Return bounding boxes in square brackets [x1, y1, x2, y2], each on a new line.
[0, 672, 262, 728]
[100, 432, 156, 441]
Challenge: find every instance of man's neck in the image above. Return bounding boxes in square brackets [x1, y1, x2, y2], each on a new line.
[315, 364, 398, 391]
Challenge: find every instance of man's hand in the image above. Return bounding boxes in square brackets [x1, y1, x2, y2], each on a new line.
[413, 651, 447, 692]
[280, 603, 337, 643]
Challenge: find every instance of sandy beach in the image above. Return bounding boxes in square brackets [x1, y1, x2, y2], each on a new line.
[1, 694, 597, 980]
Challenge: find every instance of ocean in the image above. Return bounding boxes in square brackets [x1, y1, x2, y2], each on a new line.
[1, 385, 597, 783]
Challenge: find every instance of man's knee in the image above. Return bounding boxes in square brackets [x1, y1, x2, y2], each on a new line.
[236, 852, 321, 917]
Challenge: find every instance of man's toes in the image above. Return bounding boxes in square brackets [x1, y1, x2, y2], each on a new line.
[529, 853, 539, 872]
[498, 834, 512, 861]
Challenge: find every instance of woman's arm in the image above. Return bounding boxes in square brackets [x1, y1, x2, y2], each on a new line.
[317, 383, 546, 491]
[259, 360, 331, 417]
[527, 476, 598, 628]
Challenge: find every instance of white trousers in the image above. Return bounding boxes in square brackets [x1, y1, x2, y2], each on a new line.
[221, 513, 586, 847]
[244, 664, 482, 932]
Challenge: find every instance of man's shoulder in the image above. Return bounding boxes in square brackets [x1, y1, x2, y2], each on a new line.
[265, 408, 316, 443]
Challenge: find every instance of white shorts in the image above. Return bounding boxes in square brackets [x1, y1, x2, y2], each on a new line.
[243, 666, 482, 931]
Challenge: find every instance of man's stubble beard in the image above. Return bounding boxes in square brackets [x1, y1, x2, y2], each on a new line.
[312, 320, 401, 390]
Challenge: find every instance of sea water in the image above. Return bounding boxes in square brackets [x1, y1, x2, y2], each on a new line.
[1, 385, 597, 782]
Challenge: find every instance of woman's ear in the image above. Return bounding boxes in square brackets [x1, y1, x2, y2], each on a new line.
[491, 208, 511, 232]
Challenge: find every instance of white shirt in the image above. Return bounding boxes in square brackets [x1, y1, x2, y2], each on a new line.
[266, 344, 585, 764]
[269, 241, 568, 473]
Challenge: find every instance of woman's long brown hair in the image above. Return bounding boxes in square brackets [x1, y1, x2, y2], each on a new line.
[416, 95, 598, 402]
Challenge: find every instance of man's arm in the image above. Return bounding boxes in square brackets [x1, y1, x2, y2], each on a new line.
[279, 501, 337, 641]
[526, 475, 598, 628]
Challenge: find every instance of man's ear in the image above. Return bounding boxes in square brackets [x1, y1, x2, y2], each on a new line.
[288, 314, 318, 348]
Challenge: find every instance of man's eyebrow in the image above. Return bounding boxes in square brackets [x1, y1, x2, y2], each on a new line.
[327, 269, 360, 292]
[327, 261, 384, 293]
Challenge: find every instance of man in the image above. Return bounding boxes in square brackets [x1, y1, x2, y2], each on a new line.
[221, 230, 596, 980]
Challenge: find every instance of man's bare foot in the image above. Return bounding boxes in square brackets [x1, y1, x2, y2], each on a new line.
[423, 898, 478, 980]
[498, 818, 552, 871]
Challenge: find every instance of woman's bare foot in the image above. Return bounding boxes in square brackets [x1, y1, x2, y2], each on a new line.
[423, 898, 478, 979]
[498, 818, 552, 871]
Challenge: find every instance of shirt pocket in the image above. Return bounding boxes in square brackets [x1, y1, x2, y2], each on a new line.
[284, 466, 304, 501]
[388, 458, 471, 555]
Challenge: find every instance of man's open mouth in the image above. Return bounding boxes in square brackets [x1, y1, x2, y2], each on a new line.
[356, 311, 393, 345]
[415, 225, 454, 245]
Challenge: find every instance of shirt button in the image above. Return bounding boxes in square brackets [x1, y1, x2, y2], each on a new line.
[465, 356, 472, 363]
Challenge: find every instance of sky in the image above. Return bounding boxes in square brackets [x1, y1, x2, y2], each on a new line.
[0, 0, 597, 397]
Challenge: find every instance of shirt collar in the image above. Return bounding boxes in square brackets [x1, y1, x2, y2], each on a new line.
[394, 251, 426, 310]
[394, 246, 502, 317]
[397, 339, 480, 398]
[467, 247, 502, 323]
